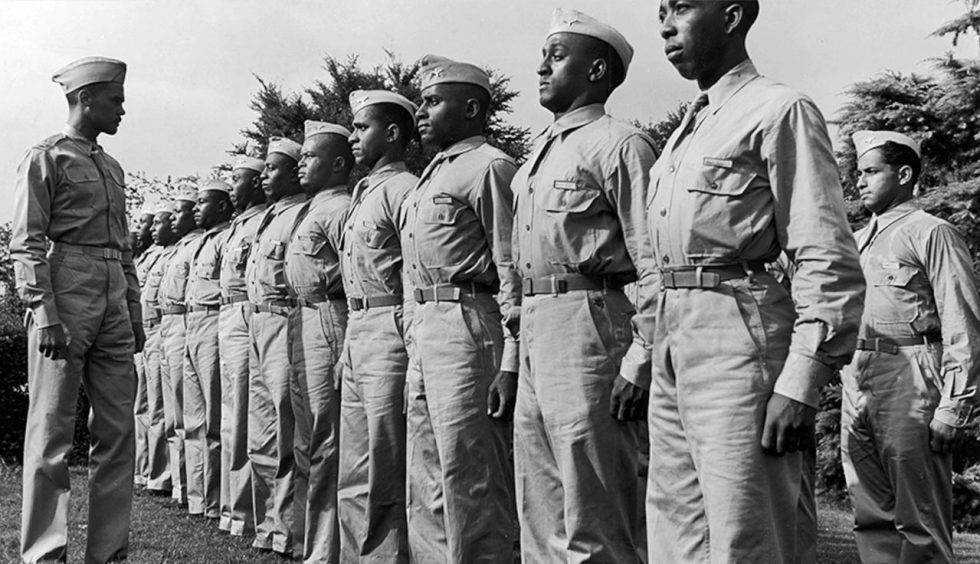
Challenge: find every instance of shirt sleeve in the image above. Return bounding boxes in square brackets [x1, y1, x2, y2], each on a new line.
[607, 134, 659, 390]
[11, 147, 60, 329]
[763, 98, 867, 408]
[474, 157, 520, 373]
[923, 223, 980, 427]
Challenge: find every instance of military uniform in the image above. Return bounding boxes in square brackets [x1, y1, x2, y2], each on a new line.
[133, 243, 159, 487]
[338, 158, 416, 563]
[285, 183, 350, 562]
[138, 240, 174, 494]
[512, 98, 657, 560]
[13, 56, 140, 563]
[183, 208, 230, 519]
[401, 133, 519, 562]
[843, 195, 980, 563]
[159, 223, 204, 506]
[245, 189, 308, 554]
[218, 199, 267, 536]
[641, 60, 865, 562]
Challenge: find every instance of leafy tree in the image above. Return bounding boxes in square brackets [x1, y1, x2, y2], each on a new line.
[236, 53, 530, 179]
[635, 101, 687, 155]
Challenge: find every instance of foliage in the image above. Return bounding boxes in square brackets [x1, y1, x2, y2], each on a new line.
[237, 52, 531, 180]
[634, 101, 687, 155]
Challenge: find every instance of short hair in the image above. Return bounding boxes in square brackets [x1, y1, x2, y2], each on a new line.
[468, 85, 492, 122]
[735, 1, 759, 33]
[366, 103, 417, 147]
[877, 140, 922, 186]
[66, 81, 110, 105]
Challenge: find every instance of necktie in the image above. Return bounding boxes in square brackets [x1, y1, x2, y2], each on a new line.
[681, 93, 709, 133]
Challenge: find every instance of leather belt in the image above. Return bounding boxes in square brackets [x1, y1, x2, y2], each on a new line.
[220, 295, 249, 306]
[296, 292, 346, 308]
[252, 298, 296, 316]
[856, 335, 940, 355]
[161, 305, 186, 316]
[522, 273, 617, 297]
[659, 261, 767, 289]
[348, 294, 402, 311]
[50, 242, 128, 261]
[413, 282, 492, 304]
[187, 304, 220, 313]
[143, 318, 160, 329]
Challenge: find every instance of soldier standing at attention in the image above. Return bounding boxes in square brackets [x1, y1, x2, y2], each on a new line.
[218, 155, 267, 536]
[159, 185, 205, 509]
[245, 137, 308, 556]
[183, 179, 234, 521]
[401, 55, 520, 562]
[12, 56, 144, 564]
[143, 201, 181, 498]
[285, 120, 353, 563]
[133, 200, 158, 489]
[842, 130, 980, 563]
[337, 90, 418, 563]
[642, 2, 866, 561]
[511, 9, 658, 562]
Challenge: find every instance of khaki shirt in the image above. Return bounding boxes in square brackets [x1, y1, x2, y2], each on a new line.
[245, 192, 308, 305]
[644, 59, 866, 407]
[285, 188, 350, 301]
[340, 162, 417, 299]
[219, 204, 267, 300]
[855, 201, 980, 426]
[159, 229, 204, 310]
[186, 222, 230, 309]
[136, 245, 160, 287]
[401, 136, 520, 372]
[512, 104, 659, 387]
[141, 245, 178, 324]
[11, 124, 140, 328]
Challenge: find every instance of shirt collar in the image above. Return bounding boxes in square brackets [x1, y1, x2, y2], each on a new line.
[370, 161, 408, 177]
[704, 58, 760, 115]
[875, 199, 920, 232]
[438, 136, 485, 161]
[357, 161, 408, 200]
[272, 192, 307, 211]
[541, 104, 605, 140]
[205, 220, 231, 235]
[63, 124, 100, 152]
[235, 203, 267, 224]
[311, 186, 347, 206]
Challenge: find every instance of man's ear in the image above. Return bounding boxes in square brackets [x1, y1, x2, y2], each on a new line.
[386, 123, 400, 144]
[588, 58, 608, 84]
[723, 3, 745, 35]
[898, 164, 915, 187]
[464, 98, 482, 120]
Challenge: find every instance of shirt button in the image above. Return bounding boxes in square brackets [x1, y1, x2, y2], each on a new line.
[663, 256, 670, 264]
[659, 209, 667, 217]
[525, 225, 531, 231]
[525, 263, 531, 269]
[668, 166, 675, 173]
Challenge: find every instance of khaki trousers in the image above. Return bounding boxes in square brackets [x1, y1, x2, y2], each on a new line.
[20, 251, 136, 564]
[516, 290, 643, 563]
[218, 302, 253, 535]
[841, 343, 954, 564]
[248, 308, 296, 554]
[143, 323, 172, 492]
[289, 301, 346, 563]
[646, 275, 803, 563]
[406, 294, 515, 563]
[183, 310, 222, 517]
[337, 305, 409, 563]
[134, 349, 149, 486]
[159, 313, 188, 503]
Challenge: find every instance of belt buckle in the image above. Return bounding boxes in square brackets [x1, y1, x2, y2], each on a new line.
[103, 248, 120, 260]
[413, 288, 424, 304]
[874, 339, 898, 355]
[522, 278, 533, 296]
[549, 276, 567, 296]
[660, 271, 675, 290]
[348, 297, 364, 311]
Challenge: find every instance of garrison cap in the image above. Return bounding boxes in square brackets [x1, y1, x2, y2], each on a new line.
[304, 120, 352, 141]
[419, 54, 491, 95]
[153, 198, 175, 215]
[140, 199, 157, 216]
[852, 130, 922, 159]
[232, 154, 266, 173]
[267, 136, 302, 162]
[52, 56, 127, 94]
[174, 184, 199, 205]
[548, 8, 634, 76]
[349, 89, 419, 126]
[198, 178, 232, 194]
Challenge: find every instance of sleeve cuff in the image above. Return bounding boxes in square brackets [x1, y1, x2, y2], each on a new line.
[31, 301, 60, 329]
[128, 302, 142, 325]
[772, 351, 834, 408]
[618, 341, 652, 391]
[934, 401, 974, 428]
[500, 338, 519, 374]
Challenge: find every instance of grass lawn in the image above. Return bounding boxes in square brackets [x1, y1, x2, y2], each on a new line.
[2, 463, 980, 562]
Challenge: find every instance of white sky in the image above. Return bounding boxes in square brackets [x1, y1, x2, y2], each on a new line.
[1, 0, 975, 224]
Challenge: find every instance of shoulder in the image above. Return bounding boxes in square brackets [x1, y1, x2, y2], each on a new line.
[32, 133, 69, 152]
[744, 76, 825, 124]
[470, 142, 517, 169]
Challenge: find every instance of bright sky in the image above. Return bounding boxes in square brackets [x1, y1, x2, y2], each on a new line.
[1, 0, 974, 224]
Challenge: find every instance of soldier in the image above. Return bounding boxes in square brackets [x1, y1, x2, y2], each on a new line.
[511, 10, 658, 561]
[12, 56, 144, 564]
[842, 130, 980, 563]
[643, 2, 867, 561]
[143, 201, 181, 498]
[134, 201, 158, 489]
[285, 120, 353, 562]
[245, 137, 308, 555]
[218, 155, 267, 536]
[183, 179, 234, 520]
[337, 90, 418, 562]
[159, 185, 205, 508]
[401, 55, 520, 562]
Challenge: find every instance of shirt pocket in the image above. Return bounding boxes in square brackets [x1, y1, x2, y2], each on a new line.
[362, 222, 395, 250]
[291, 235, 326, 258]
[867, 263, 920, 326]
[196, 259, 218, 280]
[60, 162, 103, 214]
[687, 158, 754, 197]
[544, 177, 602, 214]
[422, 194, 466, 225]
[265, 240, 287, 261]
